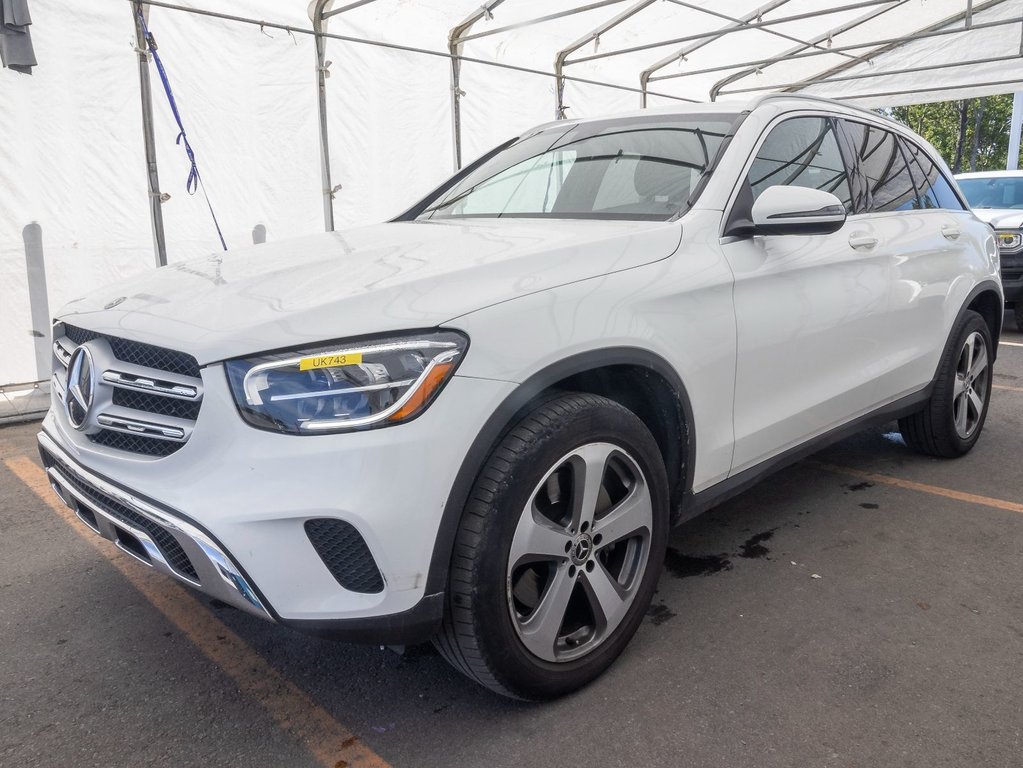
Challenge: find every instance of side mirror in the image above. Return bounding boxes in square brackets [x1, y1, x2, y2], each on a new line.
[751, 185, 847, 236]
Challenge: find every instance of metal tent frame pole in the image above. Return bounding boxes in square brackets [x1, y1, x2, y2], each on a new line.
[132, 2, 168, 268]
[1008, 91, 1023, 170]
[312, 0, 337, 233]
[448, 1, 506, 172]
[571, 0, 902, 67]
[715, 0, 1009, 101]
[644, 13, 1022, 86]
[124, 0, 1023, 252]
[554, 0, 657, 120]
[639, 0, 792, 107]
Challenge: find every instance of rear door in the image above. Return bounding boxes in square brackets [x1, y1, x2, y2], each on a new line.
[838, 119, 976, 397]
[720, 115, 891, 475]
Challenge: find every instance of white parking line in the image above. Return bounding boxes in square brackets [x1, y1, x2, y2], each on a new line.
[999, 340, 1023, 348]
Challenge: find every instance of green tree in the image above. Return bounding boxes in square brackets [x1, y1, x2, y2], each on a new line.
[882, 94, 1021, 172]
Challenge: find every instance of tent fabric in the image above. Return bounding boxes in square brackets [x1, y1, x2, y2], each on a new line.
[0, 0, 36, 74]
[1, 0, 1021, 387]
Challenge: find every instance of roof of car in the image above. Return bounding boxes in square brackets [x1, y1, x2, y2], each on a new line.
[956, 170, 1023, 179]
[552, 93, 897, 129]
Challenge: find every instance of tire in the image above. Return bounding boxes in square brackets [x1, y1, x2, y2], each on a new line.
[899, 309, 993, 458]
[1014, 303, 1023, 333]
[433, 392, 670, 700]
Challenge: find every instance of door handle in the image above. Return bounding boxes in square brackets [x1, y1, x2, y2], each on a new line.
[941, 225, 961, 240]
[848, 234, 878, 249]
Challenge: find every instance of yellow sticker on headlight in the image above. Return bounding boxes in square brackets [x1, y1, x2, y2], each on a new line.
[998, 233, 1021, 249]
[298, 352, 363, 371]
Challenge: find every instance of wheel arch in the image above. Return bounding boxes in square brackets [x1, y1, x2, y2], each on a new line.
[963, 281, 1003, 362]
[425, 348, 695, 597]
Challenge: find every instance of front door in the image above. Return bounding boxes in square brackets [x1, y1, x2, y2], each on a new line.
[720, 115, 891, 475]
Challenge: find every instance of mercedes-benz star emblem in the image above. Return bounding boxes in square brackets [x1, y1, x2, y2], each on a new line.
[65, 345, 96, 430]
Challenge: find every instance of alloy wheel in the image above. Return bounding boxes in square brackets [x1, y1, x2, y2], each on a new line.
[953, 330, 989, 439]
[506, 443, 653, 663]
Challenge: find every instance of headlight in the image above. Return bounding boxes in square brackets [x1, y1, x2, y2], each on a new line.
[996, 230, 1022, 252]
[225, 330, 468, 434]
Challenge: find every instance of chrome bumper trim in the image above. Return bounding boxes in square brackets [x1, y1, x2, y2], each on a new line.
[38, 430, 271, 620]
[46, 465, 170, 572]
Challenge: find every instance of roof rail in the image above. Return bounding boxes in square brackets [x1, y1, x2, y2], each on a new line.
[748, 92, 899, 126]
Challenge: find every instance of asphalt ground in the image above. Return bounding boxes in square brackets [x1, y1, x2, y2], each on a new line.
[3, 316, 1023, 768]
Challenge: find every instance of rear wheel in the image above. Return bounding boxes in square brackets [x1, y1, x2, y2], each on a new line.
[899, 310, 992, 457]
[433, 393, 669, 700]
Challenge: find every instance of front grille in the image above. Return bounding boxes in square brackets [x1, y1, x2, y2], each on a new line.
[43, 448, 199, 581]
[1002, 269, 1022, 282]
[55, 324, 203, 458]
[112, 389, 202, 420]
[88, 430, 184, 457]
[305, 519, 385, 594]
[63, 324, 201, 378]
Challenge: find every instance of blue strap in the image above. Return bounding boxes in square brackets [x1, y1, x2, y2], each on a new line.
[137, 10, 228, 252]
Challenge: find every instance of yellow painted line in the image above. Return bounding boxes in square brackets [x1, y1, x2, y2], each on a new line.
[993, 383, 1023, 393]
[4, 456, 389, 768]
[999, 340, 1023, 348]
[814, 462, 1023, 515]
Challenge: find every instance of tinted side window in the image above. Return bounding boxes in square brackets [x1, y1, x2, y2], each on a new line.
[899, 137, 939, 209]
[843, 122, 916, 212]
[748, 117, 853, 212]
[902, 139, 966, 211]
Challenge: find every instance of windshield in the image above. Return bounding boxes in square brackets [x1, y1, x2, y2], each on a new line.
[958, 176, 1023, 209]
[416, 114, 738, 221]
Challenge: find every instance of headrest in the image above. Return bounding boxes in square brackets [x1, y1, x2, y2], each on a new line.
[633, 157, 690, 201]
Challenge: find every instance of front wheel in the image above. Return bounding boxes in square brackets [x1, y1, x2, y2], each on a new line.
[899, 309, 993, 457]
[433, 393, 669, 700]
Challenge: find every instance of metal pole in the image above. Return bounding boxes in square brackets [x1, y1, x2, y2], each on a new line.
[128, 1, 695, 105]
[573, 0, 901, 66]
[132, 2, 168, 268]
[312, 0, 336, 232]
[1008, 91, 1023, 170]
[709, 0, 916, 100]
[554, 0, 657, 120]
[638, 0, 792, 108]
[644, 10, 1017, 85]
[448, 1, 506, 172]
[717, 53, 1023, 97]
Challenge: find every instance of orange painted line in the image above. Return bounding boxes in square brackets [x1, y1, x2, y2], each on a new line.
[813, 461, 1023, 515]
[5, 456, 389, 768]
[993, 383, 1023, 393]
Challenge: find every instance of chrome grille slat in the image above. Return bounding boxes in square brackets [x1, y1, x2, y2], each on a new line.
[102, 370, 199, 400]
[97, 412, 189, 442]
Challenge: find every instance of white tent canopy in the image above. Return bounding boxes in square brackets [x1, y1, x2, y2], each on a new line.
[1, 0, 1021, 392]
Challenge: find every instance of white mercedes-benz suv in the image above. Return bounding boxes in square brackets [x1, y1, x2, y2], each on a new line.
[40, 95, 1001, 700]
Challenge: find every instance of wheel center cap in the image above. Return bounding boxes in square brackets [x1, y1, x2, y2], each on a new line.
[570, 534, 593, 566]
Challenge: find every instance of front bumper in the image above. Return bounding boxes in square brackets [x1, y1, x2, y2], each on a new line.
[40, 366, 516, 641]
[40, 430, 271, 619]
[1001, 252, 1023, 302]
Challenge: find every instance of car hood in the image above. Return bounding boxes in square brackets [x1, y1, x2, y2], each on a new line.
[58, 218, 682, 364]
[969, 208, 1023, 229]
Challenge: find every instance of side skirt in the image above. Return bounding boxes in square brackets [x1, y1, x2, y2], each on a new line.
[677, 386, 932, 524]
